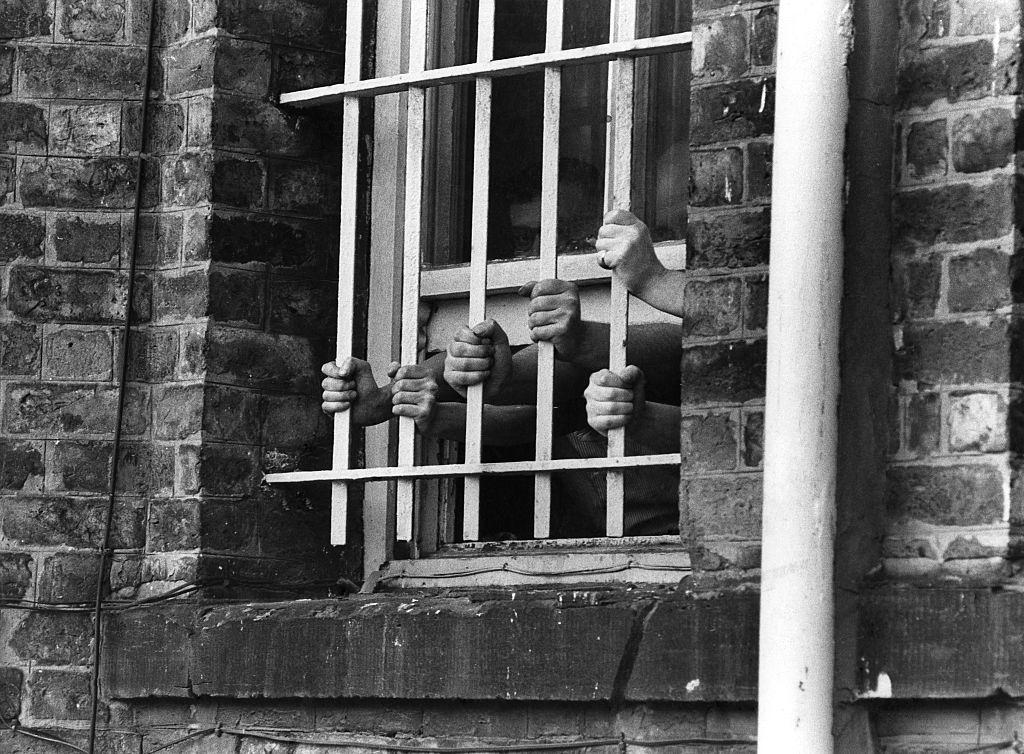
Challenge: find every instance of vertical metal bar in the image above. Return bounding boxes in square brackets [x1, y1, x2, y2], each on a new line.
[396, 5, 430, 545]
[330, 0, 364, 545]
[533, 0, 564, 539]
[461, 0, 496, 542]
[603, 0, 636, 538]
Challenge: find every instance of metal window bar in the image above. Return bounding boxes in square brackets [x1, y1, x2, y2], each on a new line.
[268, 3, 692, 549]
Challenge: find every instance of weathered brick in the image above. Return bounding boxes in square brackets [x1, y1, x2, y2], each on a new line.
[123, 102, 186, 156]
[176, 443, 201, 494]
[952, 0, 1018, 36]
[679, 339, 766, 405]
[20, 157, 138, 209]
[693, 15, 747, 82]
[895, 255, 941, 319]
[164, 37, 215, 94]
[1, 496, 142, 548]
[54, 215, 121, 264]
[267, 276, 333, 336]
[258, 490, 331, 557]
[38, 551, 102, 603]
[948, 392, 1007, 452]
[8, 267, 128, 323]
[0, 46, 12, 94]
[275, 48, 345, 94]
[59, 0, 126, 41]
[20, 44, 144, 98]
[117, 443, 175, 496]
[0, 322, 41, 375]
[147, 498, 200, 551]
[900, 0, 951, 45]
[905, 118, 947, 180]
[0, 102, 47, 149]
[0, 553, 32, 599]
[43, 328, 113, 379]
[742, 411, 762, 467]
[199, 443, 259, 497]
[152, 0, 189, 44]
[948, 247, 1011, 312]
[0, 439, 42, 491]
[680, 413, 737, 471]
[201, 498, 257, 553]
[49, 440, 113, 492]
[3, 382, 146, 436]
[0, 156, 14, 204]
[10, 612, 92, 664]
[882, 535, 939, 559]
[216, 38, 271, 96]
[691, 78, 774, 147]
[750, 7, 776, 67]
[134, 213, 183, 268]
[894, 178, 1013, 247]
[690, 148, 743, 207]
[268, 160, 332, 215]
[742, 274, 767, 332]
[153, 269, 209, 321]
[684, 473, 762, 539]
[954, 109, 1014, 178]
[680, 277, 741, 337]
[898, 40, 1018, 109]
[0, 668, 21, 721]
[209, 267, 265, 326]
[127, 327, 178, 381]
[164, 151, 213, 207]
[907, 392, 940, 456]
[203, 384, 261, 443]
[687, 209, 769, 269]
[152, 383, 203, 440]
[212, 155, 265, 210]
[206, 325, 319, 392]
[29, 668, 92, 720]
[0, 212, 44, 261]
[212, 95, 325, 157]
[899, 319, 1013, 384]
[216, 0, 345, 50]
[49, 102, 121, 155]
[889, 464, 1004, 525]
[178, 324, 205, 378]
[0, 0, 50, 38]
[262, 393, 326, 448]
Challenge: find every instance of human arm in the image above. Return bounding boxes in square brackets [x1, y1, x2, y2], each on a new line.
[596, 209, 687, 318]
[584, 366, 680, 453]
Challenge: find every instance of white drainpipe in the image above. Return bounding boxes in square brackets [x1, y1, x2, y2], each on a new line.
[758, 0, 851, 750]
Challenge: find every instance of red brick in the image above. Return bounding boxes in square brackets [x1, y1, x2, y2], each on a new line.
[948, 248, 1011, 312]
[905, 118, 947, 180]
[54, 215, 120, 264]
[691, 78, 774, 146]
[679, 339, 766, 405]
[19, 44, 145, 98]
[693, 14, 748, 82]
[0, 102, 47, 150]
[0, 553, 33, 599]
[686, 209, 770, 269]
[895, 255, 942, 319]
[20, 157, 138, 209]
[894, 178, 1013, 247]
[900, 0, 951, 42]
[743, 274, 767, 331]
[690, 148, 744, 207]
[683, 473, 762, 539]
[899, 319, 1014, 384]
[898, 40, 1018, 109]
[0, 0, 51, 38]
[681, 277, 741, 337]
[907, 392, 940, 456]
[681, 413, 737, 471]
[0, 212, 45, 261]
[888, 464, 1003, 525]
[0, 322, 41, 375]
[10, 612, 92, 664]
[742, 411, 762, 467]
[952, 108, 1013, 174]
[7, 266, 129, 323]
[750, 7, 776, 67]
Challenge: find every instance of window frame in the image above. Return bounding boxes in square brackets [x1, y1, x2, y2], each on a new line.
[267, 0, 694, 587]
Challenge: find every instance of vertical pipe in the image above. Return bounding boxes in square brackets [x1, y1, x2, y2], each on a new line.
[758, 0, 849, 750]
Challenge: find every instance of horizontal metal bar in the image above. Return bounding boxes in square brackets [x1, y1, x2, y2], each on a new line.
[265, 453, 681, 484]
[280, 31, 692, 106]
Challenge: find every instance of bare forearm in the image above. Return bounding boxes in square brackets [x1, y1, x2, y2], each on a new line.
[627, 401, 680, 454]
[637, 269, 688, 318]
[425, 403, 541, 445]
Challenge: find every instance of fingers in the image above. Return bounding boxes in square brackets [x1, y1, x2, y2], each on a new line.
[584, 368, 641, 435]
[470, 318, 508, 344]
[602, 208, 640, 227]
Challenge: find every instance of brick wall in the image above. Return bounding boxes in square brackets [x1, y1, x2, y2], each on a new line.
[680, 0, 775, 574]
[887, 0, 1022, 582]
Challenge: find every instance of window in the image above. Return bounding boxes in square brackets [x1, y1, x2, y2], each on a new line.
[267, 0, 692, 587]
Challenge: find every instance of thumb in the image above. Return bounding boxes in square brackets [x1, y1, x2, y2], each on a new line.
[387, 361, 400, 379]
[517, 280, 537, 298]
[603, 208, 639, 226]
[621, 365, 645, 388]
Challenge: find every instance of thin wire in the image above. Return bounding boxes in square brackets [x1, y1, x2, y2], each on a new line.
[381, 560, 692, 582]
[87, 0, 158, 749]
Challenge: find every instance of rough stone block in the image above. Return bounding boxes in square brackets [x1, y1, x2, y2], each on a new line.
[679, 338, 766, 405]
[199, 442, 259, 497]
[692, 14, 748, 82]
[203, 384, 262, 443]
[899, 319, 1013, 385]
[10, 612, 92, 664]
[948, 392, 1007, 452]
[3, 382, 116, 434]
[38, 551, 102, 603]
[212, 156, 265, 209]
[7, 266, 128, 323]
[200, 497, 257, 551]
[898, 40, 1018, 109]
[744, 140, 771, 201]
[750, 7, 776, 67]
[58, 0, 129, 41]
[215, 37, 271, 96]
[0, 102, 47, 150]
[208, 267, 265, 327]
[895, 255, 941, 319]
[152, 383, 203, 440]
[952, 108, 1013, 173]
[29, 668, 92, 720]
[948, 248, 1011, 312]
[1, 496, 143, 548]
[134, 213, 183, 268]
[680, 277, 741, 337]
[0, 322, 41, 375]
[43, 328, 113, 380]
[952, 0, 1018, 36]
[680, 413, 737, 471]
[116, 443, 175, 496]
[268, 160, 332, 215]
[894, 178, 1013, 247]
[49, 102, 121, 155]
[275, 48, 345, 94]
[127, 327, 178, 382]
[887, 463, 1003, 525]
[123, 102, 186, 156]
[19, 44, 144, 98]
[163, 151, 213, 207]
[0, 212, 45, 261]
[0, 668, 22, 721]
[943, 535, 1003, 560]
[907, 391, 940, 455]
[48, 440, 113, 492]
[900, 0, 951, 46]
[0, 439, 42, 492]
[152, 269, 209, 321]
[54, 214, 120, 264]
[147, 498, 200, 551]
[0, 0, 51, 38]
[20, 157, 138, 209]
[905, 118, 947, 180]
[208, 213, 330, 268]
[262, 393, 327, 448]
[205, 326, 319, 392]
[212, 95, 324, 157]
[683, 473, 762, 539]
[742, 411, 762, 467]
[689, 148, 744, 207]
[177, 324, 205, 378]
[0, 552, 32, 599]
[0, 156, 14, 204]
[164, 37, 215, 94]
[0, 46, 12, 95]
[691, 78, 774, 146]
[267, 276, 334, 336]
[686, 209, 770, 269]
[742, 274, 767, 332]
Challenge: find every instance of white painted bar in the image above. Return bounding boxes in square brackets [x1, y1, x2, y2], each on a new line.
[758, 0, 849, 749]
[533, 0, 564, 539]
[265, 453, 682, 484]
[281, 32, 692, 105]
[603, 0, 636, 538]
[396, 8, 429, 544]
[329, 0, 364, 546]
[462, 0, 496, 543]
